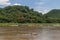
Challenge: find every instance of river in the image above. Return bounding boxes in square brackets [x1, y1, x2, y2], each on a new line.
[0, 26, 60, 40]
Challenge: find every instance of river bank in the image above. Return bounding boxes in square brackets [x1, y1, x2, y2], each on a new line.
[0, 23, 60, 29]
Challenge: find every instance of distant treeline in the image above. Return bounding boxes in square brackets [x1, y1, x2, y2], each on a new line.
[0, 5, 60, 23]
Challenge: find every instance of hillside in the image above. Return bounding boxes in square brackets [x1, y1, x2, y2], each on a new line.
[0, 5, 60, 23]
[44, 9, 60, 23]
[0, 5, 43, 23]
[45, 9, 60, 18]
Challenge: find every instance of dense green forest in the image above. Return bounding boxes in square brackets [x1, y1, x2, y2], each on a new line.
[0, 5, 60, 23]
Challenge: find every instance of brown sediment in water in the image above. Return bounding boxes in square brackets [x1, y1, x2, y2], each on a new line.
[0, 24, 60, 40]
[0, 26, 39, 40]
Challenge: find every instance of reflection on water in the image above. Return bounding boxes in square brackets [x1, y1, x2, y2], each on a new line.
[0, 27, 60, 40]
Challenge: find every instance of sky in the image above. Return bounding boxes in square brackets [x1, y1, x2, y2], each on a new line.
[0, 0, 60, 14]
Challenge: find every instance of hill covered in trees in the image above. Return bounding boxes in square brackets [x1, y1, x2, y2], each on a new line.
[45, 9, 60, 18]
[0, 5, 60, 23]
[0, 5, 43, 23]
[44, 9, 60, 23]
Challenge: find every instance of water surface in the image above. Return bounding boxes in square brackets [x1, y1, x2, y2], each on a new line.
[0, 27, 60, 40]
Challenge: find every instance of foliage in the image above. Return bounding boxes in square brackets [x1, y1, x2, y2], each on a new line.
[0, 5, 43, 23]
[0, 6, 60, 23]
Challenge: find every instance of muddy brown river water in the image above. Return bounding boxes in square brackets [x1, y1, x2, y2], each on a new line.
[0, 26, 60, 40]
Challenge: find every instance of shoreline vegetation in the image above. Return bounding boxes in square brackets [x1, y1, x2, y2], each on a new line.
[0, 5, 60, 23]
[0, 5, 60, 29]
[0, 23, 60, 28]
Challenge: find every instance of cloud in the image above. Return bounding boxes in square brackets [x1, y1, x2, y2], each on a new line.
[13, 3, 21, 5]
[41, 9, 50, 14]
[34, 0, 50, 14]
[35, 9, 50, 14]
[0, 0, 11, 6]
